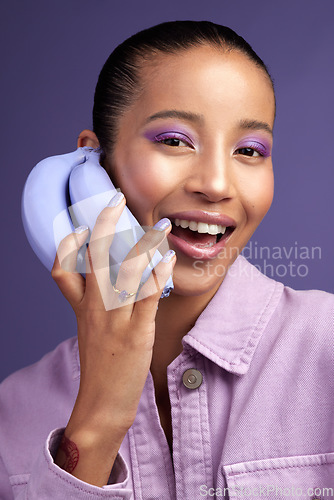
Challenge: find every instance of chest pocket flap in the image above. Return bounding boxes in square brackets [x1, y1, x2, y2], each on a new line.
[222, 452, 334, 499]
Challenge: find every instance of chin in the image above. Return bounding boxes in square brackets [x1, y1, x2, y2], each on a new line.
[171, 269, 225, 297]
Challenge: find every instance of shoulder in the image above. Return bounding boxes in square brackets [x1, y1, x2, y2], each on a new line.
[0, 336, 79, 400]
[234, 256, 334, 356]
[0, 337, 79, 455]
[277, 283, 334, 330]
[237, 254, 334, 326]
[263, 275, 334, 365]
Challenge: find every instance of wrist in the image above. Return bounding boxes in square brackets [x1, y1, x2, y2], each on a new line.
[55, 425, 123, 487]
[67, 423, 125, 450]
[70, 390, 137, 437]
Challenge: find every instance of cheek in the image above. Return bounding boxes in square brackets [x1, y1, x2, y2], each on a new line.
[111, 152, 178, 224]
[241, 167, 274, 224]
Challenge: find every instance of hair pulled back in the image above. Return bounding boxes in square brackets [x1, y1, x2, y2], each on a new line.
[93, 20, 275, 161]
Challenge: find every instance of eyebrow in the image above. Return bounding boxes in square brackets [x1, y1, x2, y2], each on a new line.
[238, 119, 273, 137]
[144, 110, 273, 136]
[144, 110, 204, 125]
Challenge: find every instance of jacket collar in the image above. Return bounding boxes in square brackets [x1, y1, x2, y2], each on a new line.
[183, 255, 284, 375]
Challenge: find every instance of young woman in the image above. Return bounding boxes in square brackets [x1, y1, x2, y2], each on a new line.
[0, 21, 333, 499]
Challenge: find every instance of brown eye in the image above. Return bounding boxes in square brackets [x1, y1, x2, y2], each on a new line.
[236, 147, 261, 157]
[153, 133, 193, 148]
[162, 138, 184, 147]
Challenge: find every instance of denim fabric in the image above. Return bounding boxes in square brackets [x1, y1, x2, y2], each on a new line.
[1, 255, 333, 499]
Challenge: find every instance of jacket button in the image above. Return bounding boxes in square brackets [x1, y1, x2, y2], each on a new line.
[182, 369, 203, 389]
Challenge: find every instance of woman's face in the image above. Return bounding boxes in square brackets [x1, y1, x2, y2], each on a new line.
[106, 45, 275, 297]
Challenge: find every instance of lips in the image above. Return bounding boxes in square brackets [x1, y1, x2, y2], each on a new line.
[163, 210, 236, 260]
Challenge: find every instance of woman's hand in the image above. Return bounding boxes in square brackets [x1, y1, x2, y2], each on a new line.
[51, 192, 176, 486]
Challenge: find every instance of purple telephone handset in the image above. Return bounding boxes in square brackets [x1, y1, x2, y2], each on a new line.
[21, 147, 174, 298]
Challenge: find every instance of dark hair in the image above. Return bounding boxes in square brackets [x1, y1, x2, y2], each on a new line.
[93, 20, 275, 162]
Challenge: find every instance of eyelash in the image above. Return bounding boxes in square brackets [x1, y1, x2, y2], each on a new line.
[153, 134, 268, 158]
[153, 133, 193, 148]
[234, 145, 266, 158]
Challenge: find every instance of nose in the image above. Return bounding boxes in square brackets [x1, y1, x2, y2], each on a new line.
[183, 145, 235, 203]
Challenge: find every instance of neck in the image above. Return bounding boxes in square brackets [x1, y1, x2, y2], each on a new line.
[151, 280, 222, 380]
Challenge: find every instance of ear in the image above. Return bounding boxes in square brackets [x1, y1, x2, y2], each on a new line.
[77, 129, 100, 149]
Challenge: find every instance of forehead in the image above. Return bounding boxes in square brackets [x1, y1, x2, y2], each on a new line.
[132, 45, 275, 128]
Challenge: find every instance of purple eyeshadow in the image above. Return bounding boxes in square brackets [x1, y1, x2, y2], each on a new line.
[143, 125, 272, 157]
[153, 132, 192, 146]
[238, 136, 272, 158]
[143, 123, 195, 144]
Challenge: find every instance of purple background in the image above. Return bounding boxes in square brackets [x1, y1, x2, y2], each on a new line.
[1, 0, 333, 382]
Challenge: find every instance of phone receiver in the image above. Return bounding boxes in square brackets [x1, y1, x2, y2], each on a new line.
[21, 147, 174, 298]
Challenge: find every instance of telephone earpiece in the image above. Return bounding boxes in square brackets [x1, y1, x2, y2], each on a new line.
[21, 147, 173, 298]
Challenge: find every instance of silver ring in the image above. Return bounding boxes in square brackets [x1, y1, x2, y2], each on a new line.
[112, 283, 137, 303]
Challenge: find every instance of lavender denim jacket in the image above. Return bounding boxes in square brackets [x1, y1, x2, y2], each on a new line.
[1, 255, 333, 499]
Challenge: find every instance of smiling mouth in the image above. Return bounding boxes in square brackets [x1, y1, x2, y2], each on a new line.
[170, 220, 235, 248]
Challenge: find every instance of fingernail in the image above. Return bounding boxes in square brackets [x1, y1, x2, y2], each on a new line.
[74, 225, 89, 234]
[162, 250, 175, 263]
[153, 218, 171, 231]
[108, 192, 124, 207]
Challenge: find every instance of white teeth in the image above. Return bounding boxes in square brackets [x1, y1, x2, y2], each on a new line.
[189, 221, 198, 231]
[197, 222, 209, 233]
[209, 224, 226, 235]
[174, 218, 227, 235]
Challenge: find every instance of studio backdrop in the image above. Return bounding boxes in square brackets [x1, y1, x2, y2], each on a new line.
[1, 0, 333, 381]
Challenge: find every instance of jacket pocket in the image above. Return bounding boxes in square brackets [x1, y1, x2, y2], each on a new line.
[222, 452, 334, 499]
[9, 473, 30, 498]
